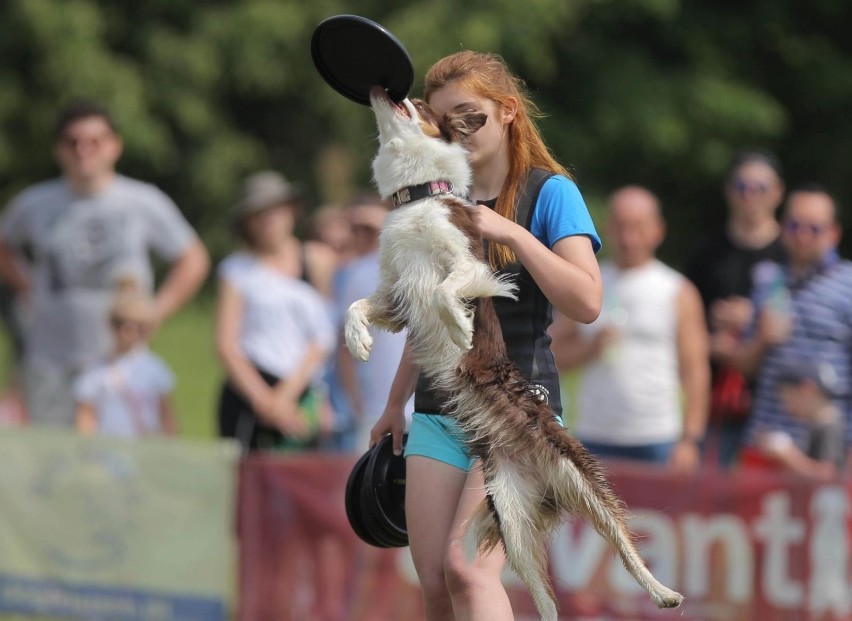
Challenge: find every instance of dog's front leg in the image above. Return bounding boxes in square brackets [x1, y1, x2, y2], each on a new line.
[433, 261, 483, 351]
[345, 298, 377, 362]
[344, 288, 403, 362]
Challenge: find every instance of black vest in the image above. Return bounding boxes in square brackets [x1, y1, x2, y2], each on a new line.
[413, 168, 563, 417]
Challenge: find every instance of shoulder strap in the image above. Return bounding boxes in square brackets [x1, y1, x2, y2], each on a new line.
[515, 168, 555, 230]
[298, 243, 311, 285]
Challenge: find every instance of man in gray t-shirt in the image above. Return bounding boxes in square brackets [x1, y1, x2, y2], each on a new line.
[0, 101, 210, 426]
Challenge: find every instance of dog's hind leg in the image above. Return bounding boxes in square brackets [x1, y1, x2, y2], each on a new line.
[553, 457, 684, 609]
[483, 459, 559, 621]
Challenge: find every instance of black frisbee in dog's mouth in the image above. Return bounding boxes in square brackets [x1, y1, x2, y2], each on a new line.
[369, 85, 412, 118]
[311, 15, 414, 106]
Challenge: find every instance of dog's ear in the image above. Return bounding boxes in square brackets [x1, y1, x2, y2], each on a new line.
[441, 110, 488, 143]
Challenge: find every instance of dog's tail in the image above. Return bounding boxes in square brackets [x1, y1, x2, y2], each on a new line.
[549, 432, 684, 609]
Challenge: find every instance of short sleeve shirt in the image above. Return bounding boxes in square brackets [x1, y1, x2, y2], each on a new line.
[1, 175, 197, 366]
[745, 256, 852, 451]
[74, 347, 175, 438]
[530, 176, 601, 252]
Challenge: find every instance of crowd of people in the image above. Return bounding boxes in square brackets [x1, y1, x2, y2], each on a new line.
[0, 97, 850, 484]
[0, 52, 850, 621]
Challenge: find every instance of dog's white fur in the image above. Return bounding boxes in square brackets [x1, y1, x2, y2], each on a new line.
[345, 89, 684, 620]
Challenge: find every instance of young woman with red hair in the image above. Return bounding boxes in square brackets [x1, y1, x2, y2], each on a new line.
[370, 51, 603, 620]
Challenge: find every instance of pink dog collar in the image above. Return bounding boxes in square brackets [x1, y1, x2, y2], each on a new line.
[391, 180, 454, 207]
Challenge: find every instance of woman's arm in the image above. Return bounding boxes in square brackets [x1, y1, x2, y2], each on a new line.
[273, 342, 328, 404]
[473, 206, 602, 323]
[371, 339, 420, 454]
[214, 279, 276, 421]
[268, 342, 330, 439]
[549, 312, 614, 371]
[158, 394, 178, 436]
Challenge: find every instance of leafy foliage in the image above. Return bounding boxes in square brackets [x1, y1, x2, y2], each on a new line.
[1, 0, 851, 264]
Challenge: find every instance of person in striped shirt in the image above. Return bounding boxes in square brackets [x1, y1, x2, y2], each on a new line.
[725, 185, 852, 473]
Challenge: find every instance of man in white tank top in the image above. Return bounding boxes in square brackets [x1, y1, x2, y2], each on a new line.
[550, 186, 710, 472]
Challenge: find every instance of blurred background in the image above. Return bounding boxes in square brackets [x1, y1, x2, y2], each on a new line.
[3, 0, 851, 437]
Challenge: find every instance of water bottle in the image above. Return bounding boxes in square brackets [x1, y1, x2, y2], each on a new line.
[602, 289, 628, 364]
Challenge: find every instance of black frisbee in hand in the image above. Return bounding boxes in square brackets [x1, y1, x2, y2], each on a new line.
[345, 434, 408, 548]
[311, 14, 414, 106]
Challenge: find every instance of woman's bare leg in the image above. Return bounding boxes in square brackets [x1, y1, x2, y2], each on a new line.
[444, 463, 513, 621]
[406, 456, 512, 621]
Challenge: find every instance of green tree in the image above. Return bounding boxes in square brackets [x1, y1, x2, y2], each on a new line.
[1, 0, 851, 265]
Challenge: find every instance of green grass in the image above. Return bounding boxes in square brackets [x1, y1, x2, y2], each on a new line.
[150, 298, 223, 439]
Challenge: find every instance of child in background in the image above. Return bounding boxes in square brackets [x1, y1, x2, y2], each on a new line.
[74, 281, 177, 438]
[755, 361, 846, 480]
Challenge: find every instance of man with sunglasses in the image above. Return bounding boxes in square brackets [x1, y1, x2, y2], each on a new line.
[729, 186, 852, 472]
[686, 149, 787, 467]
[0, 100, 210, 427]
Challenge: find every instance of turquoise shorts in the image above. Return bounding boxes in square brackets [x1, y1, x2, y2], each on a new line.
[404, 413, 475, 471]
[404, 411, 565, 472]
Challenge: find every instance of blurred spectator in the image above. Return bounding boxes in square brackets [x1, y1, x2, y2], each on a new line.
[74, 279, 177, 438]
[306, 202, 356, 452]
[730, 185, 852, 470]
[310, 203, 356, 266]
[215, 170, 336, 453]
[330, 193, 412, 452]
[216, 174, 353, 621]
[551, 186, 710, 472]
[0, 100, 209, 427]
[686, 148, 786, 467]
[745, 361, 846, 481]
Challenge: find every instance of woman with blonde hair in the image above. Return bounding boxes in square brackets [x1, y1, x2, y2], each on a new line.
[369, 51, 603, 620]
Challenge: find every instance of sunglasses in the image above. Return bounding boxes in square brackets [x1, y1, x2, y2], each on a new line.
[730, 178, 771, 195]
[783, 219, 830, 237]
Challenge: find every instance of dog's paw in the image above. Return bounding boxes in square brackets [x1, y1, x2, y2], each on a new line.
[650, 587, 684, 609]
[445, 308, 474, 351]
[344, 301, 374, 362]
[434, 290, 474, 351]
[345, 320, 373, 362]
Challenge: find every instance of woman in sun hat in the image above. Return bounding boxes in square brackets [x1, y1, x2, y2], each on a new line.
[215, 170, 337, 452]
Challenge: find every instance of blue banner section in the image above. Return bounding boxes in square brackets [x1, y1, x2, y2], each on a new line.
[0, 574, 226, 621]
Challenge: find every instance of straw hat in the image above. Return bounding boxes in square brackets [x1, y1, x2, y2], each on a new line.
[233, 170, 303, 221]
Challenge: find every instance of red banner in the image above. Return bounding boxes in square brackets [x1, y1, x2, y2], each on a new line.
[238, 455, 852, 621]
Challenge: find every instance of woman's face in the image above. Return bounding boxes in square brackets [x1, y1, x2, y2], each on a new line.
[243, 204, 295, 251]
[427, 81, 514, 172]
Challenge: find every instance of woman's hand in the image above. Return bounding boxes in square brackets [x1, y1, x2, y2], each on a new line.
[370, 403, 407, 455]
[269, 393, 311, 439]
[470, 204, 521, 245]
